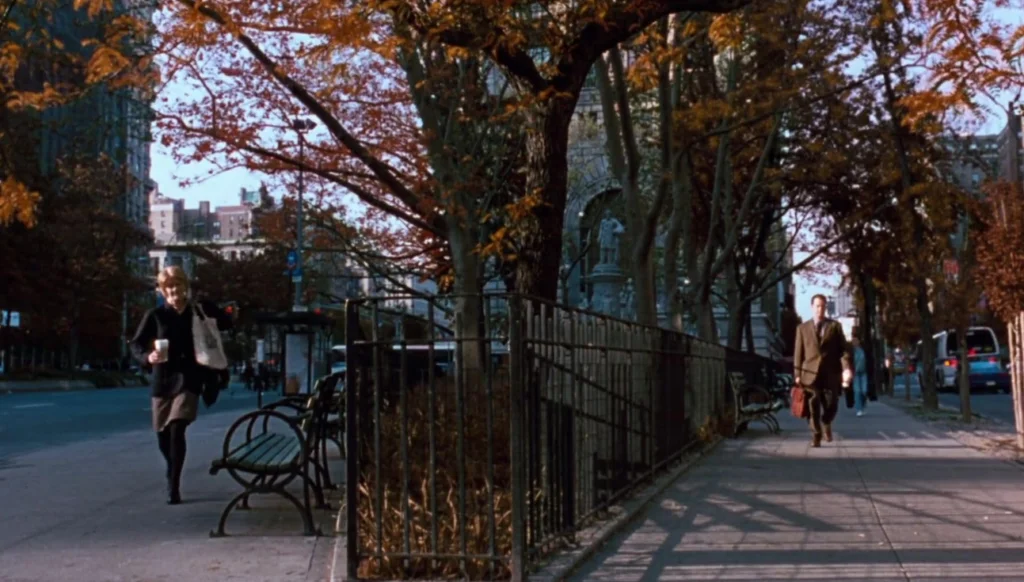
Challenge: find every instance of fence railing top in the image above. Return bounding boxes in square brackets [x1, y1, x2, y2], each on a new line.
[344, 292, 779, 364]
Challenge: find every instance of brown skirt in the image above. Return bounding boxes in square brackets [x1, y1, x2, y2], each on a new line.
[152, 390, 199, 432]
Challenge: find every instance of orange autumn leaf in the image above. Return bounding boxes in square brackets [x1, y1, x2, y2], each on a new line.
[0, 177, 41, 227]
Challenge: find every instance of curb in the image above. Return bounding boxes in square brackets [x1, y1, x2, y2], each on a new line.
[1, 379, 249, 395]
[883, 396, 1024, 460]
[328, 494, 346, 582]
[936, 401, 1006, 425]
[530, 436, 723, 582]
[0, 382, 145, 395]
[885, 393, 1007, 426]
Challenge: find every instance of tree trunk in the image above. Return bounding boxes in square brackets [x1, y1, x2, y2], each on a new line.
[515, 101, 574, 301]
[916, 277, 938, 409]
[726, 267, 743, 350]
[69, 319, 80, 378]
[633, 254, 658, 327]
[449, 227, 485, 376]
[696, 292, 718, 343]
[663, 157, 693, 333]
[663, 233, 682, 331]
[859, 274, 879, 401]
[744, 302, 756, 353]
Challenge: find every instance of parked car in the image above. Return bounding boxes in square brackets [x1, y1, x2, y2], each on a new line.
[917, 327, 1010, 393]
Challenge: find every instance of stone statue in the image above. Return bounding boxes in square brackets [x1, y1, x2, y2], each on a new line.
[597, 210, 625, 265]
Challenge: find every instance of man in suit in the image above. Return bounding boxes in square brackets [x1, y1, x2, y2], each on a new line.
[793, 294, 853, 447]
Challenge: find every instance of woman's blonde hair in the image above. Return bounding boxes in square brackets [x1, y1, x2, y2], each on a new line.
[157, 265, 189, 291]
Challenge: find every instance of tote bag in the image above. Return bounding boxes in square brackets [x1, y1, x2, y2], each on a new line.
[193, 302, 229, 370]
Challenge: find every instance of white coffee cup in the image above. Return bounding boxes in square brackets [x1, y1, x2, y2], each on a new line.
[154, 339, 169, 362]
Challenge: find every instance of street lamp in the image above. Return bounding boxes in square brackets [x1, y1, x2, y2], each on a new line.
[292, 118, 316, 309]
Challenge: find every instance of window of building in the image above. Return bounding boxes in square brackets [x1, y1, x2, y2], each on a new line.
[213, 234, 221, 240]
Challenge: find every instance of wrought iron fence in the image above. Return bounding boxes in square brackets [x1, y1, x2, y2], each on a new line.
[344, 294, 777, 580]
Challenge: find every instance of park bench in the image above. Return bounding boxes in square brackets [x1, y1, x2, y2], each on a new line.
[261, 375, 345, 491]
[774, 372, 794, 406]
[729, 371, 784, 437]
[208, 372, 341, 537]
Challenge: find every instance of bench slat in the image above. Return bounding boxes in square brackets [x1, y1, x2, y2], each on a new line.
[251, 439, 302, 471]
[230, 433, 287, 468]
[225, 432, 276, 459]
[235, 434, 292, 471]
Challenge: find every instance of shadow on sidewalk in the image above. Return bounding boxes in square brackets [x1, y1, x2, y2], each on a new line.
[569, 404, 1024, 582]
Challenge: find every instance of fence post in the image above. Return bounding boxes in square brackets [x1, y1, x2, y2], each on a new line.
[344, 300, 360, 581]
[508, 296, 527, 582]
[1015, 313, 1024, 450]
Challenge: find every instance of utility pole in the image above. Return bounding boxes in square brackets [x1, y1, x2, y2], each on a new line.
[292, 119, 316, 309]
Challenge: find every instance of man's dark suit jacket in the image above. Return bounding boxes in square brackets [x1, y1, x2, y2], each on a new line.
[793, 318, 852, 393]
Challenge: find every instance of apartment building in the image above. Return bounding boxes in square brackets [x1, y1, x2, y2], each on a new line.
[147, 188, 264, 277]
[148, 189, 258, 244]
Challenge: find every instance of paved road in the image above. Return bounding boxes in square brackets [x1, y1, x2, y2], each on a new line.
[0, 383, 279, 460]
[892, 373, 1015, 425]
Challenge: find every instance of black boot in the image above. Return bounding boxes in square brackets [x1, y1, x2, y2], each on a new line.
[166, 420, 187, 505]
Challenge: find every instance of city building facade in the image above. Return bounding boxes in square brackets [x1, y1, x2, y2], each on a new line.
[13, 1, 156, 232]
[147, 188, 264, 277]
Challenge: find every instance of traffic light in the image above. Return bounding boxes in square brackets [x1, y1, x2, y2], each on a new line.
[220, 301, 238, 318]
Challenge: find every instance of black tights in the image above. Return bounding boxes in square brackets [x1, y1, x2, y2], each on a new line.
[157, 420, 188, 493]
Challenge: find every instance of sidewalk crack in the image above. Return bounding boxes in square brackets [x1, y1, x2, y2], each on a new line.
[839, 438, 912, 581]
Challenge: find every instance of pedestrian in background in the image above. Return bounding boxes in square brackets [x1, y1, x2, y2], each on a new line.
[242, 360, 254, 391]
[130, 266, 232, 504]
[852, 336, 869, 416]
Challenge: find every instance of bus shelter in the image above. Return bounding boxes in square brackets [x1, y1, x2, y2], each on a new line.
[252, 309, 334, 405]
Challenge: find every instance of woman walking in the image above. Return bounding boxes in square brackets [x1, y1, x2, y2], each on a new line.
[852, 336, 869, 417]
[130, 266, 231, 504]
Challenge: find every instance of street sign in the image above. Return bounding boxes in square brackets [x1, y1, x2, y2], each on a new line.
[943, 258, 959, 279]
[286, 250, 298, 270]
[291, 267, 303, 283]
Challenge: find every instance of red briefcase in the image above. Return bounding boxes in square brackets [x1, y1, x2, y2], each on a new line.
[790, 385, 809, 419]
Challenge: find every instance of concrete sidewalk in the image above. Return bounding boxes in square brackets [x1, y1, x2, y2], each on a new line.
[570, 399, 1024, 581]
[0, 406, 342, 582]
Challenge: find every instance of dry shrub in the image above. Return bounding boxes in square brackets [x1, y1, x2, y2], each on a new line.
[356, 371, 513, 580]
[698, 411, 735, 442]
